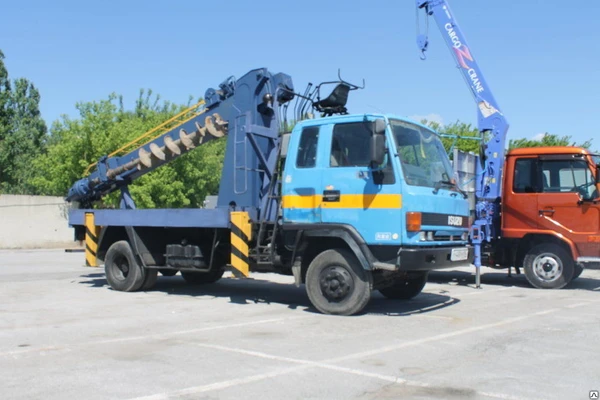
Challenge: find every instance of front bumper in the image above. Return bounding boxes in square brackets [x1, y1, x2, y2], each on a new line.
[395, 245, 474, 271]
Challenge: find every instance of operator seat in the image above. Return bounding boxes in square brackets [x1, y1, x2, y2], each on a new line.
[315, 84, 350, 116]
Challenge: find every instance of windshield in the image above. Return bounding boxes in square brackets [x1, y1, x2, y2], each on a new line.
[390, 119, 454, 188]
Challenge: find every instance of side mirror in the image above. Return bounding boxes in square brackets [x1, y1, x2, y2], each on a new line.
[374, 119, 386, 135]
[370, 120, 387, 166]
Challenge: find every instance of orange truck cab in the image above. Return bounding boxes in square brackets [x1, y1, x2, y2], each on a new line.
[487, 147, 600, 288]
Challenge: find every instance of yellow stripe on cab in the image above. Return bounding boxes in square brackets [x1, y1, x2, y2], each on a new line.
[282, 194, 402, 209]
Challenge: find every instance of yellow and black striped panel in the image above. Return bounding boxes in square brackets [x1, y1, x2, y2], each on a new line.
[230, 211, 252, 277]
[84, 213, 101, 267]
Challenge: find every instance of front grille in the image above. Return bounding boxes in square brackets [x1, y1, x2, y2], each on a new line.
[434, 235, 463, 242]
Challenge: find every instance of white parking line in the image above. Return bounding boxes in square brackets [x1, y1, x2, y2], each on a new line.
[0, 316, 309, 357]
[133, 341, 533, 400]
[127, 301, 596, 400]
[451, 287, 514, 297]
[565, 302, 590, 309]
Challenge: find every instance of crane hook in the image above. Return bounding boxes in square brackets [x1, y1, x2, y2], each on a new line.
[416, 34, 429, 60]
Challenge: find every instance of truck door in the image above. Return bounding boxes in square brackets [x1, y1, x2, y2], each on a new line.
[502, 157, 541, 235]
[536, 156, 600, 258]
[281, 125, 322, 224]
[318, 120, 402, 244]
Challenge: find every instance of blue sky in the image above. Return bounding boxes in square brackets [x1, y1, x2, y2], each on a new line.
[2, 0, 598, 149]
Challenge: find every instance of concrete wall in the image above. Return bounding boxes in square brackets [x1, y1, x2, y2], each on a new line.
[0, 195, 78, 249]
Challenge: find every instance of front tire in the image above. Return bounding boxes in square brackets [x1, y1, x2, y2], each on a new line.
[573, 263, 584, 280]
[305, 249, 372, 316]
[104, 241, 145, 292]
[523, 243, 574, 289]
[379, 272, 428, 300]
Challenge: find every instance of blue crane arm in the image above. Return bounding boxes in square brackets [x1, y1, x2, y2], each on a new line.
[416, 0, 510, 268]
[66, 68, 294, 213]
[416, 0, 509, 201]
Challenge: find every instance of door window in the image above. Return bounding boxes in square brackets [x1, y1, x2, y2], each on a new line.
[540, 159, 595, 198]
[330, 122, 371, 167]
[329, 121, 395, 184]
[513, 158, 538, 193]
[296, 126, 319, 168]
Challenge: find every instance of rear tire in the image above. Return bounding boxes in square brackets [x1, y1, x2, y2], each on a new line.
[379, 272, 428, 300]
[523, 243, 574, 289]
[104, 241, 145, 292]
[140, 268, 158, 291]
[305, 248, 372, 316]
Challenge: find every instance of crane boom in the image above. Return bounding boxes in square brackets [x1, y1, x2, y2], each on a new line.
[416, 0, 510, 270]
[66, 68, 294, 219]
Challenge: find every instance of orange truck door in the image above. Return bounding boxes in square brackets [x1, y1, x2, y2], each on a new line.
[536, 156, 600, 259]
[502, 157, 541, 236]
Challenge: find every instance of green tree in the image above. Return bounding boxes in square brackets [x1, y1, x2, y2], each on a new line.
[0, 50, 48, 193]
[508, 133, 592, 150]
[31, 91, 226, 208]
[419, 117, 594, 154]
[419, 119, 481, 158]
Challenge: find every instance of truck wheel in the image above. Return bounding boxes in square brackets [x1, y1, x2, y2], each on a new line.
[379, 272, 428, 300]
[181, 268, 225, 285]
[305, 248, 372, 316]
[159, 269, 178, 277]
[104, 240, 145, 292]
[523, 243, 574, 289]
[140, 268, 158, 291]
[573, 263, 584, 280]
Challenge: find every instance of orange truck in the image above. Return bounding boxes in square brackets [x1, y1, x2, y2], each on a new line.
[416, 0, 599, 289]
[486, 147, 600, 288]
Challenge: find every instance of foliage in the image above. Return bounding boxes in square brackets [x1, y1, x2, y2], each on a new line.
[418, 119, 481, 160]
[0, 50, 48, 193]
[508, 133, 592, 150]
[419, 118, 594, 155]
[31, 91, 226, 208]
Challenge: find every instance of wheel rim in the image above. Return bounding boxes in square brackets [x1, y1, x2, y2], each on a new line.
[532, 253, 563, 282]
[319, 265, 354, 302]
[113, 255, 130, 281]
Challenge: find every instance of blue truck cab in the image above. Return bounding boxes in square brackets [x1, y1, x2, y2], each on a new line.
[280, 113, 473, 312]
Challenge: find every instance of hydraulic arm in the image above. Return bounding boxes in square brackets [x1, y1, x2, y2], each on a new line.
[416, 0, 510, 272]
[66, 68, 294, 217]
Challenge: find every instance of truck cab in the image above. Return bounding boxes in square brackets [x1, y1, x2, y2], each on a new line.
[500, 147, 600, 288]
[279, 113, 473, 313]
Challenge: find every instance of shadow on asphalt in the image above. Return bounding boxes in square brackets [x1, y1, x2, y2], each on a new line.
[428, 269, 600, 291]
[78, 273, 459, 316]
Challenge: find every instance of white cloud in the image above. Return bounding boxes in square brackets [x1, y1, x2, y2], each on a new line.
[407, 113, 444, 126]
[531, 133, 546, 141]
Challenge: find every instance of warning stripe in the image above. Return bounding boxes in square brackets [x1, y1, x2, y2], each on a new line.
[230, 211, 251, 277]
[85, 244, 97, 257]
[230, 223, 249, 244]
[85, 228, 98, 243]
[231, 244, 250, 266]
[84, 213, 101, 267]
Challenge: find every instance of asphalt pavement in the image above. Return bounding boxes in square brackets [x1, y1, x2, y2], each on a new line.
[1, 249, 599, 400]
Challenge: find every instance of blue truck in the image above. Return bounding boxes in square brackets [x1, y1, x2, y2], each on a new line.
[66, 68, 473, 315]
